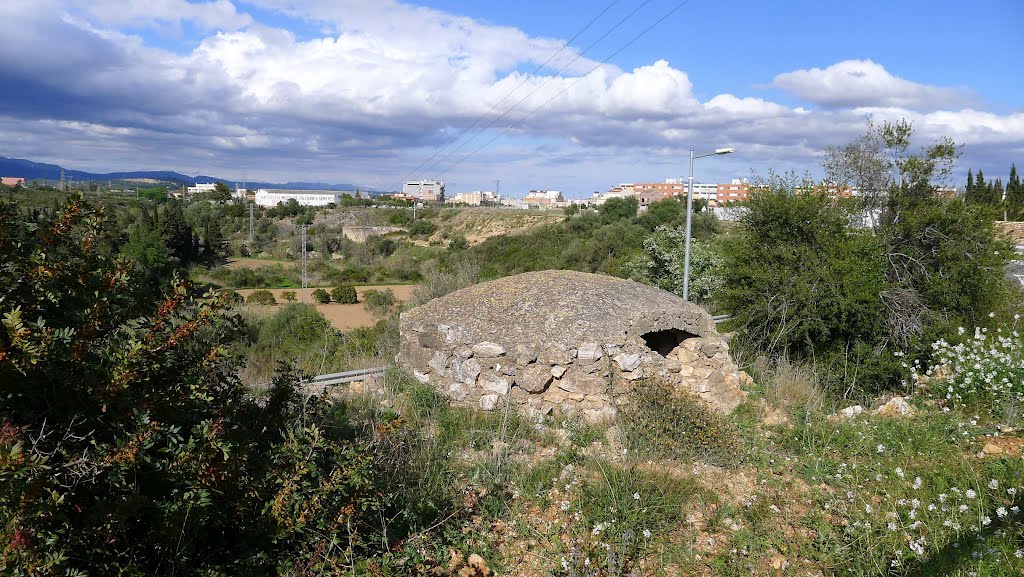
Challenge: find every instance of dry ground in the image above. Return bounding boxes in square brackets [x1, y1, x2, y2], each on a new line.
[235, 284, 415, 331]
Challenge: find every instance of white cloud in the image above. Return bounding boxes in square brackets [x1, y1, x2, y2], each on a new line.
[80, 0, 252, 31]
[773, 59, 975, 109]
[0, 2, 1019, 192]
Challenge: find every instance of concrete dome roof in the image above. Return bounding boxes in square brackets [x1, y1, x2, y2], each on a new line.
[401, 270, 714, 351]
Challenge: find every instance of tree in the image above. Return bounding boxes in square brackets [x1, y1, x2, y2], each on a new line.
[281, 290, 297, 302]
[246, 289, 277, 305]
[121, 222, 171, 286]
[330, 285, 357, 304]
[159, 200, 196, 264]
[623, 225, 724, 304]
[598, 196, 638, 222]
[721, 189, 893, 392]
[1007, 164, 1023, 220]
[822, 120, 891, 230]
[311, 288, 331, 303]
[213, 181, 232, 201]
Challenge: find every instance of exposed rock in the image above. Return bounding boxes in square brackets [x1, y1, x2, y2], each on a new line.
[577, 342, 603, 364]
[397, 270, 745, 419]
[479, 373, 510, 395]
[613, 353, 641, 372]
[873, 396, 915, 418]
[452, 358, 482, 386]
[516, 364, 553, 393]
[472, 341, 506, 358]
[556, 371, 607, 395]
[829, 405, 865, 421]
[479, 394, 500, 411]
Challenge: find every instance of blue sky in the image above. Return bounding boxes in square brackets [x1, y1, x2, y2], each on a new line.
[0, 0, 1021, 196]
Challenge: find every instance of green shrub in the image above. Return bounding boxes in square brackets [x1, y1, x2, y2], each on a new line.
[408, 219, 438, 237]
[330, 284, 357, 304]
[246, 289, 277, 305]
[721, 189, 895, 393]
[363, 288, 398, 317]
[622, 225, 724, 304]
[311, 288, 330, 303]
[622, 379, 741, 465]
[281, 290, 297, 302]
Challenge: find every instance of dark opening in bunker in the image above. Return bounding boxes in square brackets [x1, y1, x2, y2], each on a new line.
[641, 328, 698, 357]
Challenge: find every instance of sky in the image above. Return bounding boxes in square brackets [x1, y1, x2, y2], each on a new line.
[1, 0, 1022, 196]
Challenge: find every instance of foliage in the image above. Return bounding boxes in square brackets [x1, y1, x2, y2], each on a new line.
[330, 284, 358, 304]
[246, 288, 277, 305]
[311, 288, 331, 304]
[412, 260, 480, 305]
[408, 219, 437, 237]
[281, 290, 297, 302]
[598, 196, 639, 222]
[448, 234, 468, 251]
[622, 225, 724, 304]
[0, 196, 476, 575]
[721, 188, 894, 393]
[621, 379, 740, 466]
[208, 263, 296, 288]
[914, 321, 1024, 421]
[363, 289, 398, 317]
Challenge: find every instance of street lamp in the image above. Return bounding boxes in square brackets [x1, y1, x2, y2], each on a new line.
[683, 147, 735, 301]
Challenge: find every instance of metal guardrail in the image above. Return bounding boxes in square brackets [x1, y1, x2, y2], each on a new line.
[711, 314, 732, 323]
[303, 366, 385, 387]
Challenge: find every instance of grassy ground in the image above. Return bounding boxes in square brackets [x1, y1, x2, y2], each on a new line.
[328, 365, 1024, 576]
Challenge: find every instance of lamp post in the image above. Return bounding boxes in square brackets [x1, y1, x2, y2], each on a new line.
[683, 147, 735, 301]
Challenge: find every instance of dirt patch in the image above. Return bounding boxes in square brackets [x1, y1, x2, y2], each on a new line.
[429, 208, 563, 246]
[236, 285, 415, 331]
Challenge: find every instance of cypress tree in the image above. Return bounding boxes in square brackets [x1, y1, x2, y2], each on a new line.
[993, 178, 1005, 207]
[1007, 164, 1022, 220]
[965, 169, 974, 202]
[972, 170, 987, 205]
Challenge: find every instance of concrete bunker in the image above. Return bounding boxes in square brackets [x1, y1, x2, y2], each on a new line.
[397, 270, 748, 421]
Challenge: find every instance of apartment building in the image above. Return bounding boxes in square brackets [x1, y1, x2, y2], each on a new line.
[402, 179, 445, 202]
[716, 178, 751, 204]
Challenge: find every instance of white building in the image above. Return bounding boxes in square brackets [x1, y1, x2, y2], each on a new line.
[255, 189, 342, 207]
[445, 190, 497, 205]
[186, 182, 217, 195]
[524, 190, 564, 207]
[402, 179, 445, 202]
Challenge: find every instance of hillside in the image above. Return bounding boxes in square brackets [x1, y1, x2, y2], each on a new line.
[0, 155, 362, 191]
[427, 208, 564, 245]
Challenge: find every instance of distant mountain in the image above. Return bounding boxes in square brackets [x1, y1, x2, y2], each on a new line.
[0, 156, 369, 192]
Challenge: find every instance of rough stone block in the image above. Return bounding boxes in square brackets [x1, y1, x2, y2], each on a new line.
[551, 365, 567, 378]
[428, 351, 450, 376]
[613, 352, 641, 372]
[452, 358, 481, 386]
[472, 341, 506, 357]
[480, 372, 510, 395]
[480, 394, 500, 411]
[577, 342, 603, 364]
[516, 363, 552, 393]
[556, 371, 607, 395]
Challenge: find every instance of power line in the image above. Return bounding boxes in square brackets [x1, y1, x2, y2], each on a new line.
[387, 0, 624, 192]
[436, 0, 695, 179]
[414, 0, 656, 181]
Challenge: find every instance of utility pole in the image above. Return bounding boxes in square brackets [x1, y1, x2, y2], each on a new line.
[59, 168, 65, 192]
[495, 179, 500, 206]
[248, 204, 255, 244]
[300, 224, 308, 303]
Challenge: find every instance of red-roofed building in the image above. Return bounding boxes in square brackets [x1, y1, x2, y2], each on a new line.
[1, 177, 26, 186]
